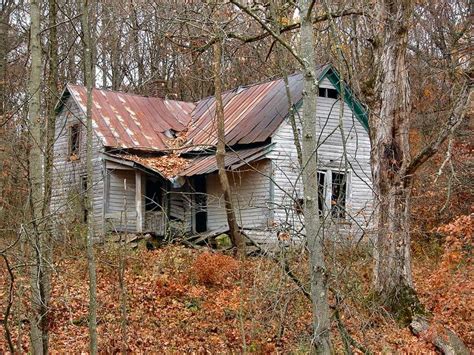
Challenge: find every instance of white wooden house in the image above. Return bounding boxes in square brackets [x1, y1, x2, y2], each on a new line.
[51, 65, 373, 245]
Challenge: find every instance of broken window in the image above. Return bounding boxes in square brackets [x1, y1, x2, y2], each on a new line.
[81, 175, 88, 223]
[317, 171, 326, 215]
[294, 172, 325, 216]
[331, 172, 347, 219]
[69, 124, 80, 159]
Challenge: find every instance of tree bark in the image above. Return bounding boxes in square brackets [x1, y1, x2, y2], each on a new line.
[371, 0, 417, 316]
[81, 0, 99, 352]
[298, 0, 332, 353]
[28, 0, 49, 352]
[212, 39, 246, 258]
[0, 0, 13, 230]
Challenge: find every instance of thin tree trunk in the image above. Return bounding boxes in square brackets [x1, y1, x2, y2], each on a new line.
[212, 39, 246, 257]
[28, 0, 49, 352]
[0, 0, 13, 226]
[81, 0, 98, 352]
[298, 0, 332, 353]
[31, 0, 59, 351]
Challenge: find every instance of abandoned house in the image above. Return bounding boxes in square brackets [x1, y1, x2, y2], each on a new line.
[51, 65, 373, 245]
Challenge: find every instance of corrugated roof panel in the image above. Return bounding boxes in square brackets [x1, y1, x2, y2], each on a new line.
[186, 69, 312, 150]
[67, 84, 195, 150]
[179, 145, 273, 177]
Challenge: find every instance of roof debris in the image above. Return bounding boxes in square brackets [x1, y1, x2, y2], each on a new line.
[118, 154, 189, 178]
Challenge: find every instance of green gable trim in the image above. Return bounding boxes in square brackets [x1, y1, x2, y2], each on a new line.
[291, 66, 369, 133]
[322, 67, 369, 132]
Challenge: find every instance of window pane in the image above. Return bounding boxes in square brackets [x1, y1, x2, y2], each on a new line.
[331, 172, 346, 218]
[327, 88, 339, 99]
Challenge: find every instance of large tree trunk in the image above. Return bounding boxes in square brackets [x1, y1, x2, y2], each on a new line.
[28, 0, 49, 353]
[299, 0, 332, 352]
[212, 40, 246, 257]
[371, 0, 418, 319]
[81, 0, 99, 352]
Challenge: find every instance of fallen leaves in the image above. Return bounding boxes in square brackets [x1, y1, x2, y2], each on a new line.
[119, 153, 189, 178]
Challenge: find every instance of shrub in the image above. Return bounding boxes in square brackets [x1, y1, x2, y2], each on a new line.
[191, 252, 239, 286]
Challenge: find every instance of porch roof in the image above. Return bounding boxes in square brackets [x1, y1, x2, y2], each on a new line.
[104, 144, 273, 179]
[179, 144, 274, 177]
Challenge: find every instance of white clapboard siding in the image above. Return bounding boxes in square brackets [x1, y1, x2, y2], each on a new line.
[105, 169, 139, 232]
[268, 77, 374, 239]
[206, 160, 272, 233]
[50, 96, 106, 236]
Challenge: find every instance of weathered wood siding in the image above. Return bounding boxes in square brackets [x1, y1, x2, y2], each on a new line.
[104, 168, 139, 232]
[205, 160, 272, 243]
[169, 185, 193, 232]
[268, 77, 373, 242]
[50, 96, 106, 236]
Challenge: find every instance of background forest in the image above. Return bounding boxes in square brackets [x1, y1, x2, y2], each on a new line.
[0, 0, 472, 353]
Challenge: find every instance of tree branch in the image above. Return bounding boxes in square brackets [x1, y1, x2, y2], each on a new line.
[228, 8, 363, 44]
[230, 0, 305, 67]
[405, 83, 471, 177]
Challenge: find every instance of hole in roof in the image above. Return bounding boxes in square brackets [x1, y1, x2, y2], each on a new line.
[164, 129, 177, 139]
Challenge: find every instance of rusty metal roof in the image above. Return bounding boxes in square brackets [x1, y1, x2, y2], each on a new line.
[179, 144, 273, 177]
[61, 64, 368, 154]
[186, 71, 307, 149]
[67, 84, 195, 150]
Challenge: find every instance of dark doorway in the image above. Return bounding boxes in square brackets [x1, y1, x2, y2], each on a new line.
[145, 176, 163, 211]
[194, 175, 207, 233]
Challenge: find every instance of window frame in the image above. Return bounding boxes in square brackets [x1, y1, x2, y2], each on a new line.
[68, 123, 81, 160]
[318, 169, 350, 221]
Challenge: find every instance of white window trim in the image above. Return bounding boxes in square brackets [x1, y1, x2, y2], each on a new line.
[318, 168, 351, 220]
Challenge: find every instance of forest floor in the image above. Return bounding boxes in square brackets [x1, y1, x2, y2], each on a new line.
[0, 218, 472, 353]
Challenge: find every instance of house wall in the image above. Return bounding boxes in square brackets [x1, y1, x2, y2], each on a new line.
[205, 160, 273, 243]
[268, 77, 373, 243]
[169, 184, 193, 232]
[104, 168, 139, 232]
[50, 96, 106, 236]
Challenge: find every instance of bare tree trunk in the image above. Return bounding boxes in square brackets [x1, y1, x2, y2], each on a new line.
[120, 182, 128, 354]
[28, 0, 49, 352]
[0, 0, 13, 226]
[299, 0, 332, 352]
[371, 0, 412, 290]
[81, 0, 98, 352]
[369, 0, 422, 322]
[212, 39, 246, 257]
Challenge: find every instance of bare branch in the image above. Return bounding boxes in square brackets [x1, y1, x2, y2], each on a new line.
[229, 0, 305, 67]
[405, 83, 472, 177]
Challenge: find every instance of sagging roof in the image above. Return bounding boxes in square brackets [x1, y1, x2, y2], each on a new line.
[111, 153, 189, 178]
[64, 84, 195, 150]
[104, 144, 273, 180]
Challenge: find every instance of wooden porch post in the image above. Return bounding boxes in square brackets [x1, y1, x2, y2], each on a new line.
[135, 170, 143, 233]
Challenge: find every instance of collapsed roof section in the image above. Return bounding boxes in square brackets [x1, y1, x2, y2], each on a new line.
[104, 144, 273, 180]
